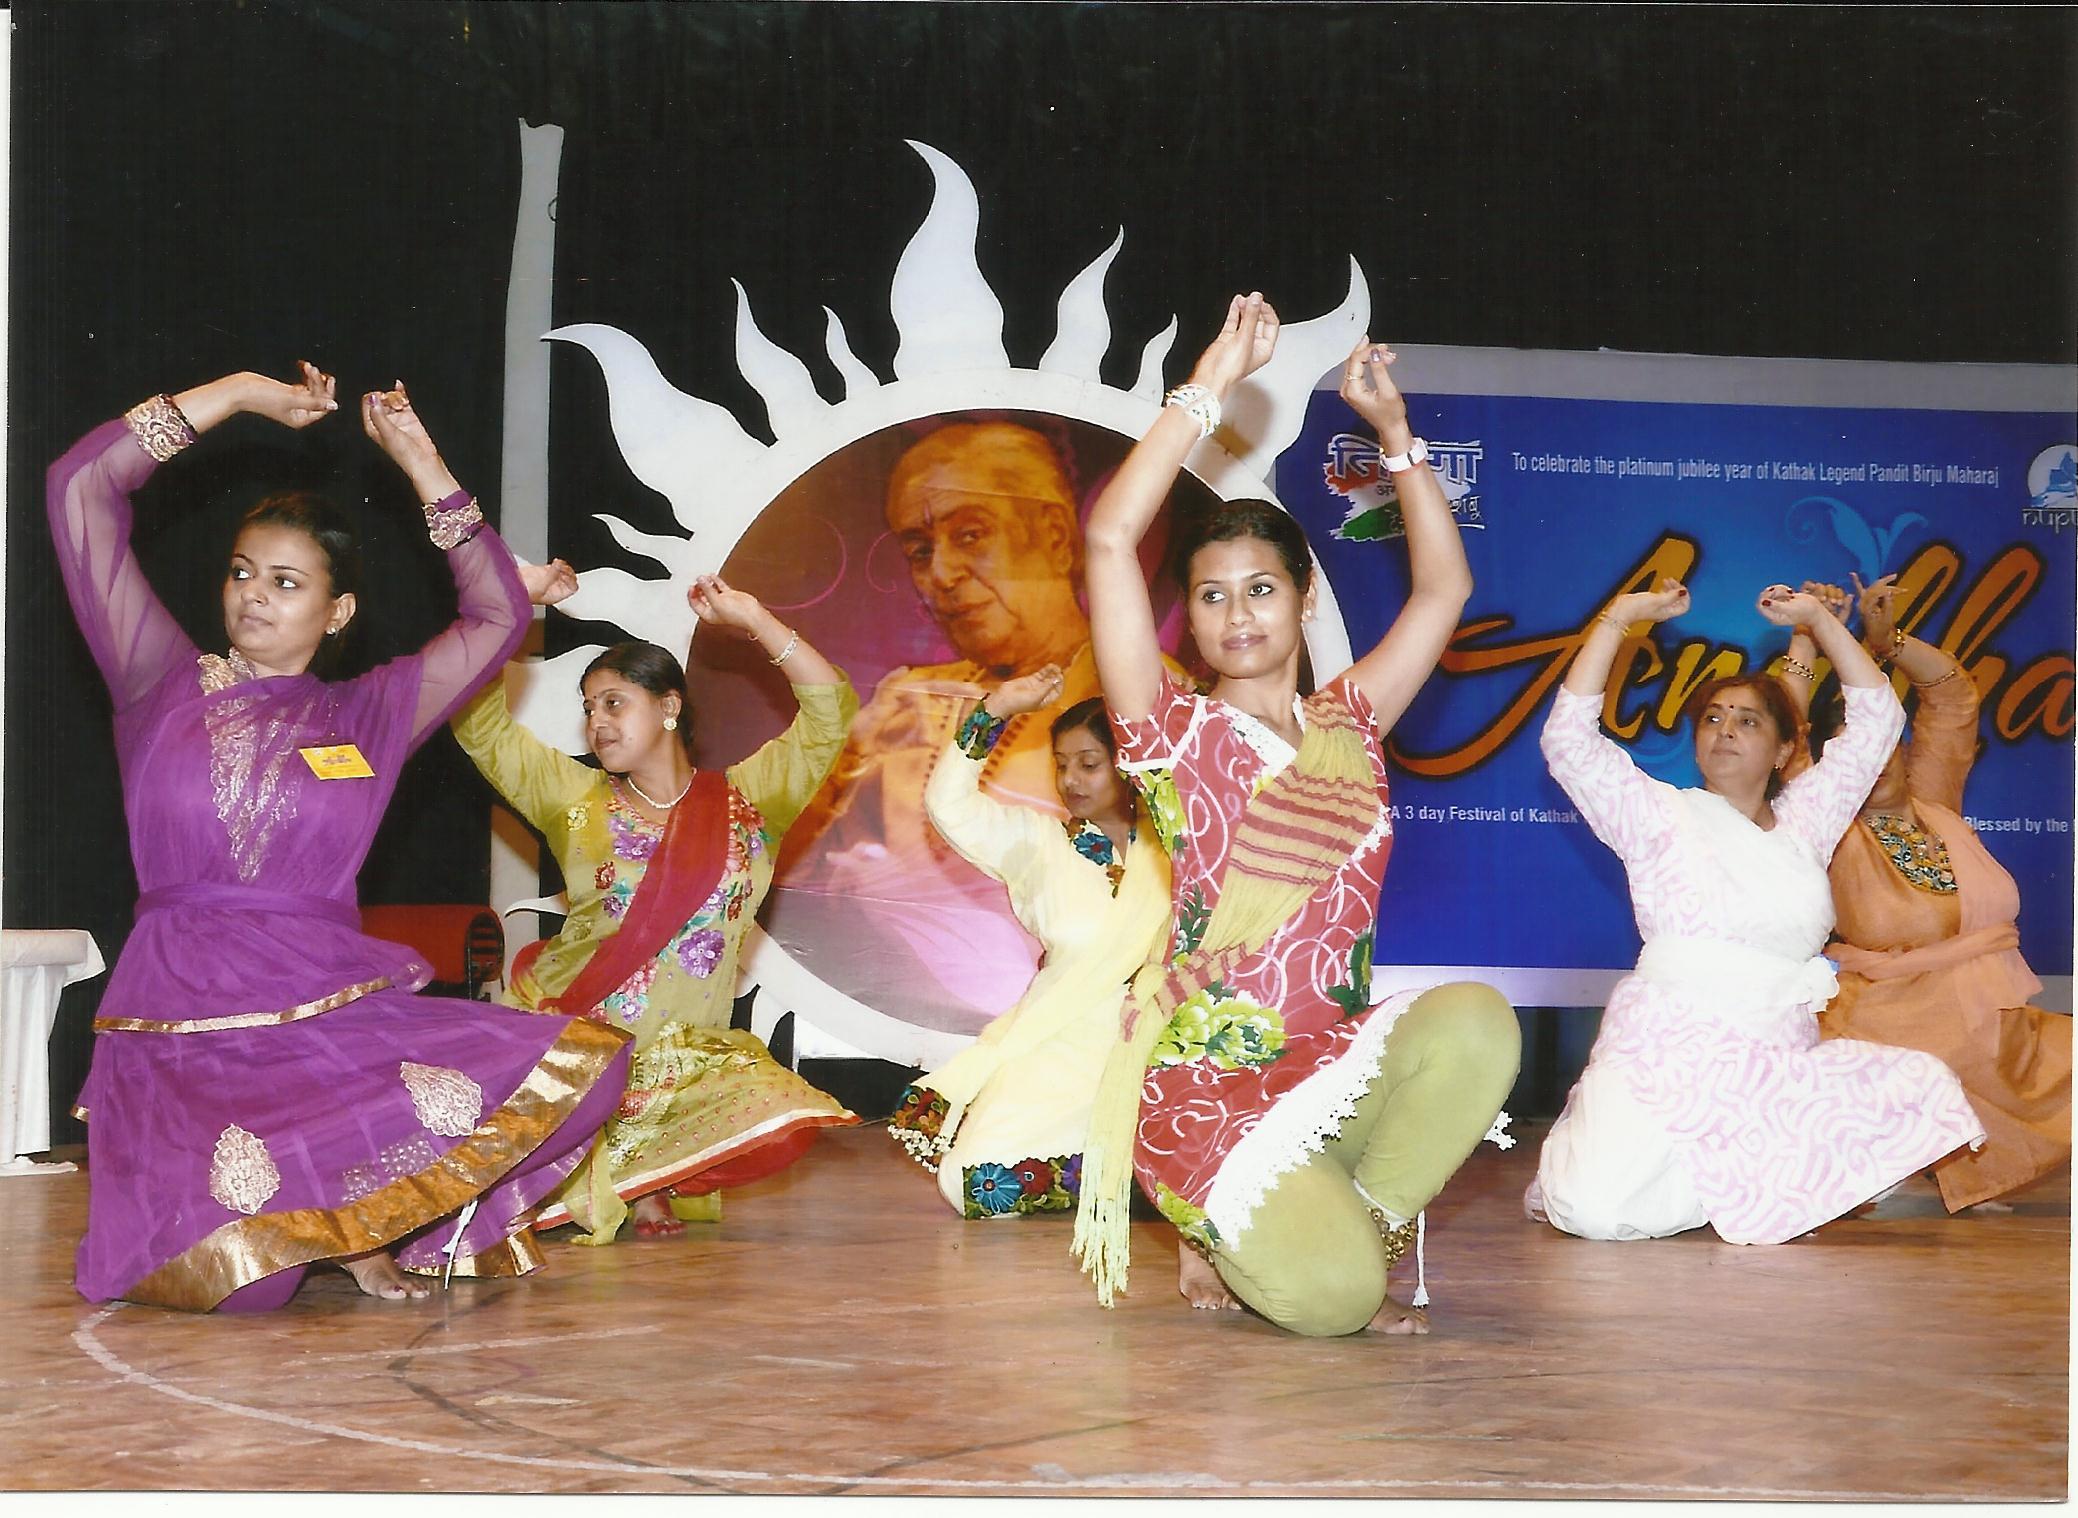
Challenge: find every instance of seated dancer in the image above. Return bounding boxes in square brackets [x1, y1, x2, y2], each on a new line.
[1775, 575, 2070, 1210]
[1527, 577, 1985, 1243]
[888, 670, 1172, 1217]
[1074, 294, 1520, 1338]
[51, 365, 632, 1311]
[452, 572, 859, 1242]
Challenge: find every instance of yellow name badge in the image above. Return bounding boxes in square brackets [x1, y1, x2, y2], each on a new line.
[299, 743, 376, 780]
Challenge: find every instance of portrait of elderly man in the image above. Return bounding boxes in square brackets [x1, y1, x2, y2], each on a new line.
[769, 417, 1175, 1032]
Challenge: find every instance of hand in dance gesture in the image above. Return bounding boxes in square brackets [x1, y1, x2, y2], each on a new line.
[686, 573, 767, 632]
[1185, 291, 1280, 400]
[519, 558, 579, 607]
[1756, 583, 1835, 629]
[686, 574, 842, 684]
[1605, 577, 1691, 627]
[1796, 580, 1852, 633]
[361, 381, 463, 503]
[248, 360, 339, 430]
[1338, 336, 1411, 438]
[1852, 572, 1901, 651]
[982, 663, 1066, 720]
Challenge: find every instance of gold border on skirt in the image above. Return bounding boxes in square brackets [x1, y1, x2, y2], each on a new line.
[95, 975, 394, 1034]
[397, 1228, 546, 1280]
[120, 1019, 629, 1311]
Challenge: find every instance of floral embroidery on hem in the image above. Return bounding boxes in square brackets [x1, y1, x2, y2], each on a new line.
[960, 1153, 1081, 1218]
[399, 1060, 485, 1137]
[208, 1124, 281, 1215]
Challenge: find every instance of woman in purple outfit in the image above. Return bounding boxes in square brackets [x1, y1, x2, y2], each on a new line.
[49, 361, 631, 1311]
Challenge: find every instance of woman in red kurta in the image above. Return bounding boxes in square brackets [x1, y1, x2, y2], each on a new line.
[1074, 295, 1519, 1337]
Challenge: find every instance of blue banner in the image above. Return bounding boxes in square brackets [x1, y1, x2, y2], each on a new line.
[1279, 389, 2076, 980]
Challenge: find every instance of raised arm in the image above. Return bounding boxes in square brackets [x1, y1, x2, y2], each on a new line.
[693, 575, 855, 835]
[923, 666, 1064, 880]
[47, 365, 340, 707]
[1086, 293, 1280, 722]
[359, 384, 530, 746]
[450, 670, 599, 837]
[1849, 572, 1979, 813]
[1761, 585, 1905, 854]
[1540, 577, 1690, 862]
[1334, 341, 1474, 734]
[1773, 579, 1851, 720]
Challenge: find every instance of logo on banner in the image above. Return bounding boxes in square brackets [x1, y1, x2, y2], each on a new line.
[2024, 444, 2077, 533]
[1322, 433, 1482, 541]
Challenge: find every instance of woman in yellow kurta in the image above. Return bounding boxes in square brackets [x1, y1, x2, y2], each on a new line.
[1781, 574, 2071, 1210]
[453, 569, 861, 1242]
[889, 666, 1172, 1216]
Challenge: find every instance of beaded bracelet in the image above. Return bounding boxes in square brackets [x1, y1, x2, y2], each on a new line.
[955, 705, 1009, 760]
[1780, 656, 1816, 681]
[125, 394, 199, 462]
[1164, 383, 1221, 440]
[424, 490, 485, 551]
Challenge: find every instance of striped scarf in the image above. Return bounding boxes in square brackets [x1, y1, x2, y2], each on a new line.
[1072, 687, 1381, 1305]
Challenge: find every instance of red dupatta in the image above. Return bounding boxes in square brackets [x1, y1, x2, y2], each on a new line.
[545, 769, 732, 1016]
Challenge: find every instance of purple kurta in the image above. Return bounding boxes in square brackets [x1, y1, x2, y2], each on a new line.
[50, 412, 630, 1312]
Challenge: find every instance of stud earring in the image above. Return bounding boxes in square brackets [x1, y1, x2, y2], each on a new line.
[663, 716, 679, 732]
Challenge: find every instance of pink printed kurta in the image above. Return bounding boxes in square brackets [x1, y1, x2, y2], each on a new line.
[1528, 684, 1984, 1244]
[1112, 674, 1406, 1246]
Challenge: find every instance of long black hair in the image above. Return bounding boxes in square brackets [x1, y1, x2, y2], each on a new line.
[238, 491, 362, 677]
[582, 640, 695, 759]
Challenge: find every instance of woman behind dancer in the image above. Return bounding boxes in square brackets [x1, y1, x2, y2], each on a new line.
[1776, 576, 2070, 1210]
[451, 576, 859, 1243]
[1074, 293, 1520, 1338]
[888, 671, 1172, 1217]
[1528, 578, 1984, 1243]
[51, 365, 632, 1311]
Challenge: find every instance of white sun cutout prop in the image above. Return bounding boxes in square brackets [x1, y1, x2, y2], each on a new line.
[509, 140, 1372, 1066]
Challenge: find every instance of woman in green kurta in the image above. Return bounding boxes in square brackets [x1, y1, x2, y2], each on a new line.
[453, 567, 860, 1242]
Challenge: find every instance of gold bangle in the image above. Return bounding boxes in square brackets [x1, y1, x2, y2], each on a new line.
[1780, 656, 1815, 681]
[1594, 611, 1630, 634]
[1912, 665, 1962, 691]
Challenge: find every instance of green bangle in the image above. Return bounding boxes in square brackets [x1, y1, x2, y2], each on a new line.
[955, 705, 1008, 760]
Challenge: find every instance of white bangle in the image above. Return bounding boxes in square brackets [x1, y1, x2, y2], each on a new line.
[768, 628, 801, 666]
[1381, 437, 1430, 473]
[1164, 383, 1220, 440]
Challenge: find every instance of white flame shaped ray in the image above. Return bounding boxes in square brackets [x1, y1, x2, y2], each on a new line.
[733, 279, 829, 438]
[1038, 228, 1123, 380]
[822, 306, 881, 399]
[546, 323, 767, 505]
[890, 140, 1008, 379]
[505, 645, 609, 756]
[1219, 257, 1371, 479]
[558, 566, 700, 663]
[1130, 315, 1180, 400]
[591, 512, 705, 578]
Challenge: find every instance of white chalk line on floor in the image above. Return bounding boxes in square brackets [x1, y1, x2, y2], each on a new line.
[70, 1307, 2007, 1501]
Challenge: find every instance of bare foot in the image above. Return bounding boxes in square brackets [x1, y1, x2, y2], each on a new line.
[338, 1250, 430, 1301]
[631, 1193, 684, 1239]
[1178, 1247, 1239, 1311]
[1366, 1293, 1429, 1335]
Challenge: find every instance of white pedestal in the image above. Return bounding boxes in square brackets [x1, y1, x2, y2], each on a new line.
[1, 928, 105, 1173]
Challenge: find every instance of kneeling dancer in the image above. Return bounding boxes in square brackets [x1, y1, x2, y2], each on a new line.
[1527, 577, 1985, 1242]
[1074, 296, 1520, 1336]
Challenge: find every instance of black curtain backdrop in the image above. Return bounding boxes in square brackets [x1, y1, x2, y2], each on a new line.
[10, 1, 2074, 1140]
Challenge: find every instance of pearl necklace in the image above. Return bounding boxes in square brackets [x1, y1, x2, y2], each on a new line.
[624, 771, 693, 810]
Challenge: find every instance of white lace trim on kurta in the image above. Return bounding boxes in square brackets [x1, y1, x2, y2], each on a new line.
[1201, 986, 1419, 1244]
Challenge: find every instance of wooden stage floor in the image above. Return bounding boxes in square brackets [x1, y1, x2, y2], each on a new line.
[1, 1122, 2066, 1501]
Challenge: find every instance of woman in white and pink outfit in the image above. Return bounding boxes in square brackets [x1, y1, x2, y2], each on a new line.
[1527, 578, 1984, 1245]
